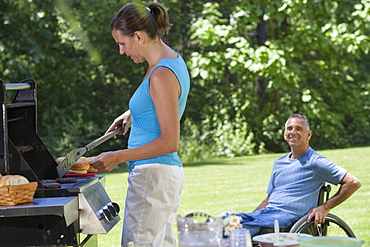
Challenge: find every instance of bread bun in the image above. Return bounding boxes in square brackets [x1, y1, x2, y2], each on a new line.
[56, 156, 89, 170]
[67, 169, 88, 174]
[85, 156, 99, 173]
[71, 158, 90, 171]
[87, 166, 99, 173]
[56, 156, 98, 174]
[0, 175, 29, 186]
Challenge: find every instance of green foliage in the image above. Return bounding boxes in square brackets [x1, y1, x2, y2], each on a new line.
[0, 0, 369, 163]
[184, 0, 370, 160]
[0, 0, 140, 157]
[180, 109, 259, 163]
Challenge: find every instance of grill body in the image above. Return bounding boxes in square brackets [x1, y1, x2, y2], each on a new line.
[0, 79, 120, 246]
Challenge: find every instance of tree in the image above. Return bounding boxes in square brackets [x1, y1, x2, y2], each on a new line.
[184, 0, 370, 159]
[1, 0, 369, 163]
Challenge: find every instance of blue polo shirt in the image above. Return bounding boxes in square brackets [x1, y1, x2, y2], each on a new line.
[266, 147, 347, 217]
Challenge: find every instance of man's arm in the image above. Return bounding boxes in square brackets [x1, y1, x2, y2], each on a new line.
[253, 195, 270, 212]
[307, 172, 361, 225]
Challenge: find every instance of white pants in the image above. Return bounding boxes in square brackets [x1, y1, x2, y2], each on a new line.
[121, 164, 184, 247]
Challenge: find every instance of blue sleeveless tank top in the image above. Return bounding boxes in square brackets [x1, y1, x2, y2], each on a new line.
[127, 52, 190, 171]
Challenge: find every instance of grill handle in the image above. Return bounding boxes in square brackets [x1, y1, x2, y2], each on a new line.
[5, 83, 32, 90]
[5, 79, 36, 91]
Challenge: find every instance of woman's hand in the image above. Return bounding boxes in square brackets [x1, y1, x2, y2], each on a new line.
[106, 110, 132, 136]
[91, 151, 121, 172]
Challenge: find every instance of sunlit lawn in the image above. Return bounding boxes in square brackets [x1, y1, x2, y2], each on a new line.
[98, 146, 370, 247]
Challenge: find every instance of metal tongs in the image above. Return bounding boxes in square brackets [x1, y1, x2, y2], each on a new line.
[56, 127, 122, 177]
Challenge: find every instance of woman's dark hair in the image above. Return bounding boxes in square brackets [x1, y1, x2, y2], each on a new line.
[110, 2, 172, 39]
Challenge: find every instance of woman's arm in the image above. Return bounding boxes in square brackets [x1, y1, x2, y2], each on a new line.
[92, 67, 180, 172]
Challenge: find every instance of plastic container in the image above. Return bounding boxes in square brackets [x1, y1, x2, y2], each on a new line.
[177, 213, 223, 247]
[253, 233, 312, 247]
[298, 237, 365, 247]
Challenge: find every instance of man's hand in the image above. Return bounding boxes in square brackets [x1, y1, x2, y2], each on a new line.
[307, 205, 329, 225]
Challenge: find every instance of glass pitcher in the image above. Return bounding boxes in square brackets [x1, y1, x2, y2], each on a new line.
[177, 213, 223, 247]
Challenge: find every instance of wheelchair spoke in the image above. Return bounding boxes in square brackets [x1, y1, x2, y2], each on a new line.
[317, 226, 322, 236]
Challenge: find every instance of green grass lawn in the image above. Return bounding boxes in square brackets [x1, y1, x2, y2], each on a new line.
[98, 146, 370, 247]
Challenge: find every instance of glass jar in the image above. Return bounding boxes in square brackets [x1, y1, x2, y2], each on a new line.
[228, 228, 252, 247]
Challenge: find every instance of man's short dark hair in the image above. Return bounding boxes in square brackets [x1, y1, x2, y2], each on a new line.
[287, 114, 310, 130]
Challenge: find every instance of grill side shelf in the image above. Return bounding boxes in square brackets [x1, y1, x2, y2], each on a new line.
[0, 196, 79, 226]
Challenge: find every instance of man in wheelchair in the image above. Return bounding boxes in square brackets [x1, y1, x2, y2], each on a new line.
[237, 114, 361, 236]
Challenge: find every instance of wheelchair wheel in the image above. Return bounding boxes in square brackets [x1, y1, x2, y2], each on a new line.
[289, 213, 356, 237]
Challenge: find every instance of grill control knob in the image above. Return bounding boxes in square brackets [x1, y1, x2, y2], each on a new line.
[97, 203, 120, 224]
[98, 211, 109, 224]
[103, 206, 113, 221]
[112, 202, 120, 214]
[107, 203, 119, 217]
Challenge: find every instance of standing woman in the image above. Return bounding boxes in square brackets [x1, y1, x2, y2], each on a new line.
[91, 2, 190, 246]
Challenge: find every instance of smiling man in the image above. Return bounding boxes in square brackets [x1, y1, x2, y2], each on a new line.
[237, 114, 361, 236]
[284, 115, 312, 158]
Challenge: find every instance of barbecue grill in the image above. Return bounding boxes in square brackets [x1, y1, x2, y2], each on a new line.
[0, 79, 120, 246]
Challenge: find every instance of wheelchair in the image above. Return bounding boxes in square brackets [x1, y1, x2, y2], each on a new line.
[258, 184, 356, 238]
